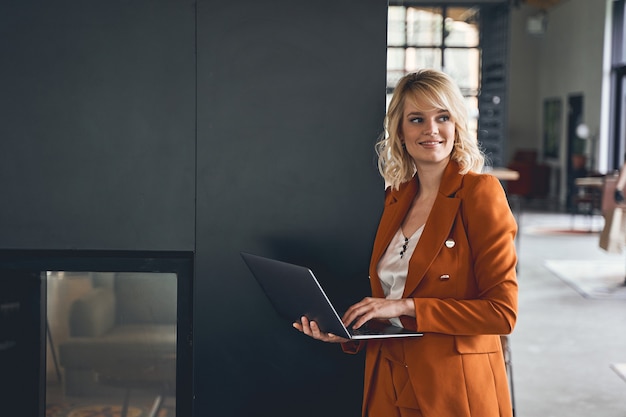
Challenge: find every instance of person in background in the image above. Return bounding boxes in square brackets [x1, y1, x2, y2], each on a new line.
[615, 153, 626, 203]
[293, 69, 518, 417]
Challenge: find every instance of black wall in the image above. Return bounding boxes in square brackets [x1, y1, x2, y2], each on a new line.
[0, 1, 388, 416]
[0, 270, 43, 416]
[0, 0, 197, 251]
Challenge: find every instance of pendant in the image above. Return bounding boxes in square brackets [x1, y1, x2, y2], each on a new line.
[400, 236, 409, 258]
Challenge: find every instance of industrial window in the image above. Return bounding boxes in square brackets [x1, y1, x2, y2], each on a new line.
[386, 2, 510, 166]
[387, 5, 480, 139]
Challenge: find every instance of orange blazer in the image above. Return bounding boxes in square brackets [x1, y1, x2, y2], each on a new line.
[345, 160, 518, 417]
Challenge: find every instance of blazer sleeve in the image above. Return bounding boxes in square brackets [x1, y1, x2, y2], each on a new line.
[410, 174, 518, 336]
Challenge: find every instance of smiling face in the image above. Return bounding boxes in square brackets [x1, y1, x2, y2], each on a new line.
[400, 96, 456, 170]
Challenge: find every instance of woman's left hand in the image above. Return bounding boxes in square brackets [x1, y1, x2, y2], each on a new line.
[292, 316, 350, 343]
[341, 297, 414, 330]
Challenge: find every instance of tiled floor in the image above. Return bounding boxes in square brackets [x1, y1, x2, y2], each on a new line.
[512, 209, 626, 417]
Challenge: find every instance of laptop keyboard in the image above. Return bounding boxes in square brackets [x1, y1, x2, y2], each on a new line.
[350, 323, 382, 336]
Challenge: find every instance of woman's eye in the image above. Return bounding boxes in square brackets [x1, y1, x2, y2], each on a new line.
[438, 115, 450, 122]
[409, 117, 423, 123]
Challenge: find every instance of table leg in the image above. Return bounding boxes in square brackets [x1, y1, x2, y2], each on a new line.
[147, 393, 165, 417]
[121, 388, 131, 417]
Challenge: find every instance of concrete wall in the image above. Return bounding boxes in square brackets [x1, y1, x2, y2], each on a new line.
[508, 0, 609, 204]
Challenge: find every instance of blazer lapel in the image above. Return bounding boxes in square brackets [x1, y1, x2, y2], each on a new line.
[369, 160, 464, 298]
[403, 161, 464, 297]
[402, 193, 460, 297]
[369, 180, 417, 297]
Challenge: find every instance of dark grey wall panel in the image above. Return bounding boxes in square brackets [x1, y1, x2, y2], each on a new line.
[0, 0, 388, 415]
[195, 1, 388, 416]
[0, 0, 196, 251]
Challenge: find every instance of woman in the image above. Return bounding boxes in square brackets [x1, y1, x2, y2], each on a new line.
[294, 69, 518, 417]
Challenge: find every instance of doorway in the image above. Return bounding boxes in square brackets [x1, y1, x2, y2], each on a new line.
[566, 93, 585, 211]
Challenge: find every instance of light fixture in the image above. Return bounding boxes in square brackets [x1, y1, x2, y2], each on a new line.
[575, 123, 597, 172]
[526, 11, 547, 36]
[575, 123, 590, 140]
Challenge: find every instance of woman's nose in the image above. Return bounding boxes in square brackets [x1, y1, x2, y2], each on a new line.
[423, 119, 438, 135]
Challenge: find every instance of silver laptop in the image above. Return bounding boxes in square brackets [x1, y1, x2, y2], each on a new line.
[241, 252, 423, 340]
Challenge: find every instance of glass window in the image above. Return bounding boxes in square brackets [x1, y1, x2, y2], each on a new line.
[387, 47, 406, 89]
[465, 96, 479, 137]
[407, 7, 443, 46]
[387, 5, 482, 139]
[444, 7, 480, 47]
[388, 6, 406, 47]
[443, 48, 480, 95]
[406, 47, 442, 72]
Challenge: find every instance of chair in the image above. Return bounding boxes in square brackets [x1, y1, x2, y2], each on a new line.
[570, 173, 604, 230]
[506, 149, 551, 202]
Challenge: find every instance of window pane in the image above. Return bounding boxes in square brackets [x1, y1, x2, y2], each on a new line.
[387, 48, 406, 73]
[445, 7, 480, 47]
[443, 48, 480, 96]
[465, 96, 479, 140]
[407, 7, 442, 46]
[388, 6, 406, 46]
[387, 48, 405, 90]
[406, 48, 442, 72]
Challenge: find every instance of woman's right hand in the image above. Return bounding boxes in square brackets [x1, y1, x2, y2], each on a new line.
[292, 316, 349, 343]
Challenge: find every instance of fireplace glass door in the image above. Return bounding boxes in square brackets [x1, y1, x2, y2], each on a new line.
[46, 271, 177, 417]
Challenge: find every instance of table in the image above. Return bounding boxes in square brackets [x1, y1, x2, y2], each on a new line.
[572, 176, 604, 225]
[489, 167, 520, 182]
[486, 167, 521, 245]
[575, 176, 603, 188]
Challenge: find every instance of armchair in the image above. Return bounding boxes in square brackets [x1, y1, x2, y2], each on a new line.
[58, 272, 177, 397]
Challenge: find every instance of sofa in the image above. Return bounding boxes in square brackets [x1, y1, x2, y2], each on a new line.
[58, 272, 177, 396]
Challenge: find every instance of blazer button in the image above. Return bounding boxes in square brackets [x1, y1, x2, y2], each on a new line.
[445, 239, 455, 248]
[439, 274, 450, 281]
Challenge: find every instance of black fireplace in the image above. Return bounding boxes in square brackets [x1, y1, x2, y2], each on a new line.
[0, 250, 193, 417]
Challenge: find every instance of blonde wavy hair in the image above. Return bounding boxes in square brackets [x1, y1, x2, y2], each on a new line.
[376, 69, 485, 190]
